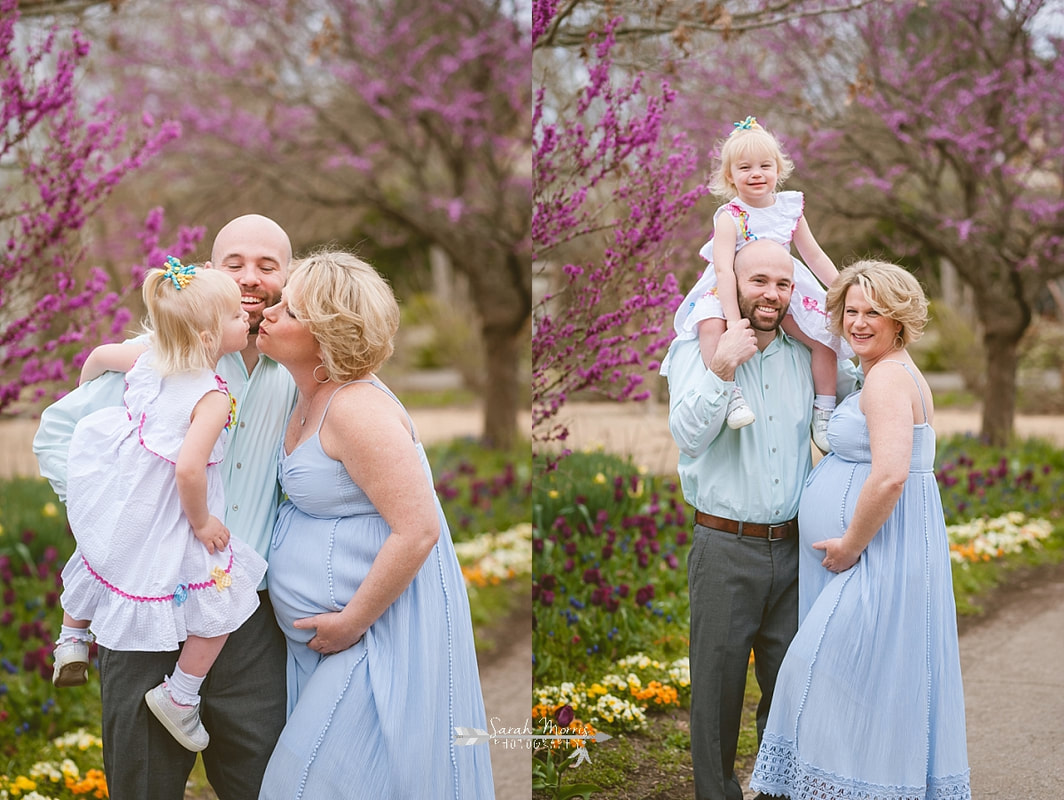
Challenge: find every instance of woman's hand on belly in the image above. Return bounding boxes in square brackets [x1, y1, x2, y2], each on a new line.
[293, 610, 366, 656]
[811, 536, 862, 573]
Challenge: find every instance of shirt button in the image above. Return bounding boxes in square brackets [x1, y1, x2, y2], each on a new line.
[774, 478, 780, 484]
[774, 510, 781, 516]
[765, 384, 769, 389]
[240, 421, 246, 428]
[771, 447, 777, 453]
[232, 504, 239, 511]
[769, 415, 773, 421]
[236, 463, 242, 469]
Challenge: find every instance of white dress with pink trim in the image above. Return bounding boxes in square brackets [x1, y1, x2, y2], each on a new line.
[60, 350, 267, 652]
[671, 191, 853, 359]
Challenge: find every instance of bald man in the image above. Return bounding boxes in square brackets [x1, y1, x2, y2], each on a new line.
[35, 214, 298, 800]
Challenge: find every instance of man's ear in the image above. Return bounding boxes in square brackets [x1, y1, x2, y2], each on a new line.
[204, 260, 214, 270]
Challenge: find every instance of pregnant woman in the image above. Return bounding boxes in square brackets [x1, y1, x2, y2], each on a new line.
[750, 260, 970, 800]
[255, 250, 494, 799]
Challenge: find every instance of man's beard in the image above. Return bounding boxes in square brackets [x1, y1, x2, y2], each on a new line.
[738, 294, 787, 331]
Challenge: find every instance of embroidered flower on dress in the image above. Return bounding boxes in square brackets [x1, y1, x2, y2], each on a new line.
[211, 566, 232, 592]
[173, 584, 189, 606]
[801, 295, 828, 317]
[724, 203, 758, 242]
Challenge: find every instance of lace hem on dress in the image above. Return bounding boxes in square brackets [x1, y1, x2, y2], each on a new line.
[750, 733, 972, 800]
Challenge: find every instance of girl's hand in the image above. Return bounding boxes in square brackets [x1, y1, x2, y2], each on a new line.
[294, 612, 366, 656]
[811, 537, 861, 573]
[193, 516, 230, 554]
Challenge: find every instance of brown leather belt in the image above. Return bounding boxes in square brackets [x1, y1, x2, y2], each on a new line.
[694, 510, 797, 540]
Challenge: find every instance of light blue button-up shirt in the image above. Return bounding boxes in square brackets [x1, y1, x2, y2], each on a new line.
[664, 332, 859, 525]
[33, 348, 296, 587]
[214, 353, 298, 563]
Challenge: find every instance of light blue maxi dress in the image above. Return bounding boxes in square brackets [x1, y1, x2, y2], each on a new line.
[750, 362, 970, 800]
[259, 381, 494, 800]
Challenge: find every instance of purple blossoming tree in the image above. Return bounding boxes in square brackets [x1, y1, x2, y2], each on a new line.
[0, 0, 195, 413]
[532, 11, 705, 445]
[683, 0, 1064, 444]
[532, 0, 877, 447]
[94, 0, 531, 450]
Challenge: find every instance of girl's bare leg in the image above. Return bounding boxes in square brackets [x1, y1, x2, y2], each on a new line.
[177, 633, 229, 678]
[696, 318, 726, 370]
[62, 611, 91, 630]
[781, 316, 837, 451]
[700, 318, 755, 428]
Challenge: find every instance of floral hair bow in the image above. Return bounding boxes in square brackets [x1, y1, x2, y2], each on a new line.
[733, 116, 760, 130]
[162, 255, 196, 290]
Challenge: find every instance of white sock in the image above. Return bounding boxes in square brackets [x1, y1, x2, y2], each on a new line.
[814, 394, 836, 412]
[166, 664, 205, 707]
[59, 625, 93, 644]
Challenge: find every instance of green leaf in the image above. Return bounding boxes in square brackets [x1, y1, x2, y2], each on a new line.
[532, 754, 559, 789]
[557, 782, 602, 800]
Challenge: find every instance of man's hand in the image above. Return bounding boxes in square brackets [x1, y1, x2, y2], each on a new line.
[708, 318, 758, 381]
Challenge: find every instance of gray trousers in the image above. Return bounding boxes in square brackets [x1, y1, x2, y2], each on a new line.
[99, 591, 287, 800]
[687, 524, 798, 800]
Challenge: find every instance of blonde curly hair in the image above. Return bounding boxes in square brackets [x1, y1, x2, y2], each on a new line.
[286, 250, 399, 381]
[826, 260, 928, 347]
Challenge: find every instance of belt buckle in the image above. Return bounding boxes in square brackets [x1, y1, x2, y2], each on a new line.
[766, 523, 788, 542]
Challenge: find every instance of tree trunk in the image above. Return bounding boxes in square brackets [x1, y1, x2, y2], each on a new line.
[980, 331, 1020, 446]
[480, 322, 521, 450]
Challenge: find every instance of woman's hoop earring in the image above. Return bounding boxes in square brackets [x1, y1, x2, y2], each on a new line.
[313, 364, 329, 384]
[894, 332, 905, 350]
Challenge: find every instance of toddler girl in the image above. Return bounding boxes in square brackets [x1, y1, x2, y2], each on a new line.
[673, 117, 851, 451]
[51, 258, 267, 752]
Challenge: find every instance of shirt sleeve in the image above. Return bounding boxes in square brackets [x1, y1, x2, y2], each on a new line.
[664, 337, 731, 458]
[32, 371, 127, 503]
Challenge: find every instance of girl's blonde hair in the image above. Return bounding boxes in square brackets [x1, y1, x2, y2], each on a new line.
[825, 260, 928, 346]
[286, 250, 400, 381]
[709, 122, 795, 199]
[142, 266, 241, 375]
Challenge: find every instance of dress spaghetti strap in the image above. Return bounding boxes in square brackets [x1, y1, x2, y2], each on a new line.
[319, 379, 417, 442]
[883, 360, 929, 425]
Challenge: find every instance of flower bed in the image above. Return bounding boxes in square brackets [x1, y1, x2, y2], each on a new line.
[534, 653, 690, 735]
[0, 729, 106, 799]
[455, 523, 533, 586]
[948, 512, 1054, 563]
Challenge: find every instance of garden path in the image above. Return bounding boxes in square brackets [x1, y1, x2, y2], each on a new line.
[0, 407, 533, 480]
[955, 559, 1064, 797]
[551, 400, 1064, 476]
